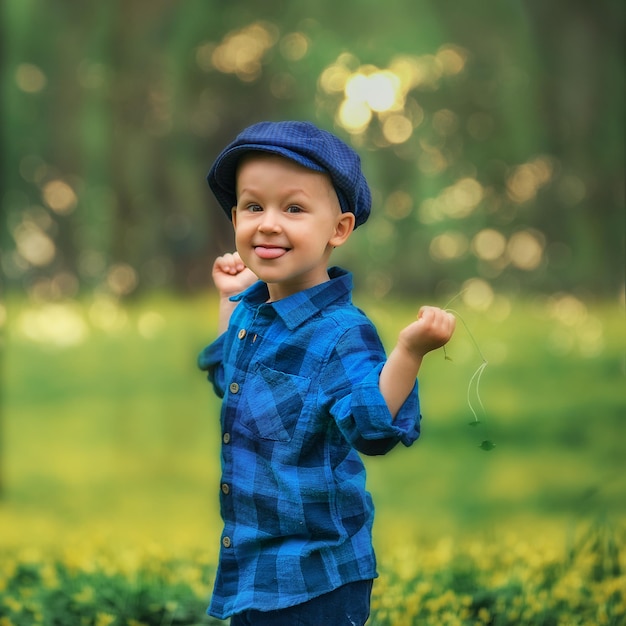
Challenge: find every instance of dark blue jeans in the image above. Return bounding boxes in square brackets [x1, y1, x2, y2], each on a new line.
[229, 579, 373, 626]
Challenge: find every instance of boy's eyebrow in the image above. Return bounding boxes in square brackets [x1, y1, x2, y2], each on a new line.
[238, 186, 314, 199]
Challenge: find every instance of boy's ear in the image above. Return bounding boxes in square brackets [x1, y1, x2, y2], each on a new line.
[231, 206, 237, 229]
[329, 212, 356, 248]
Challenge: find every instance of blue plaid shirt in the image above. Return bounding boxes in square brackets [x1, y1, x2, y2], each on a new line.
[198, 267, 420, 618]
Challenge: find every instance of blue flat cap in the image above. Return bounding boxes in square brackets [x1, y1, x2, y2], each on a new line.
[207, 121, 372, 229]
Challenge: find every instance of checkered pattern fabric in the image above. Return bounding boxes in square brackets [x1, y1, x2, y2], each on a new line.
[198, 268, 420, 619]
[207, 121, 372, 228]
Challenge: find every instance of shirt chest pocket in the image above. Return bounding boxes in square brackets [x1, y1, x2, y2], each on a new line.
[240, 363, 312, 442]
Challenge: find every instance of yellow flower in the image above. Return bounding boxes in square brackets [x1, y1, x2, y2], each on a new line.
[40, 563, 59, 589]
[73, 585, 95, 604]
[477, 606, 491, 623]
[2, 597, 22, 613]
[95, 613, 116, 626]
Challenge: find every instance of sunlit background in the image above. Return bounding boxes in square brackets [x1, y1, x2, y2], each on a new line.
[3, 1, 624, 304]
[0, 1, 625, 623]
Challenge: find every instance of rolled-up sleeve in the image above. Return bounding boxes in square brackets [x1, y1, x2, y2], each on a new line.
[322, 324, 421, 456]
[198, 333, 227, 398]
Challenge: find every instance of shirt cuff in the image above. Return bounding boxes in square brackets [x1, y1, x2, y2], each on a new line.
[336, 363, 421, 455]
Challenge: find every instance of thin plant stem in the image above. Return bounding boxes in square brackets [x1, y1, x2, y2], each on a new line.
[440, 294, 495, 449]
[444, 307, 488, 364]
[466, 360, 488, 424]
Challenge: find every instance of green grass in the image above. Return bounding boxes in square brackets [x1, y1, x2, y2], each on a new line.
[0, 291, 625, 624]
[2, 292, 625, 538]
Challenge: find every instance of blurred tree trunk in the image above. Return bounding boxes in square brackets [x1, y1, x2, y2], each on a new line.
[522, 0, 625, 293]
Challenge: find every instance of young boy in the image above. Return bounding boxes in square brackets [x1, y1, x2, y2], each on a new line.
[198, 121, 455, 625]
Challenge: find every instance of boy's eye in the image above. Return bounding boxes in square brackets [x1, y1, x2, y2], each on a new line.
[286, 205, 303, 214]
[246, 204, 263, 212]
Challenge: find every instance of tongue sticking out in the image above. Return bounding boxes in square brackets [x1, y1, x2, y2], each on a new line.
[255, 246, 287, 260]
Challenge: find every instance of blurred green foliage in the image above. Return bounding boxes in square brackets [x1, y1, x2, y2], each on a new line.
[2, 294, 624, 541]
[1, 0, 624, 299]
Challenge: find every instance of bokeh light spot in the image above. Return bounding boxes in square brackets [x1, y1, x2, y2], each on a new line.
[382, 114, 413, 144]
[432, 109, 459, 136]
[18, 303, 88, 347]
[365, 72, 402, 112]
[547, 294, 587, 327]
[344, 73, 370, 103]
[462, 278, 494, 311]
[578, 315, 605, 357]
[366, 218, 395, 245]
[106, 264, 138, 296]
[89, 296, 128, 333]
[319, 59, 355, 94]
[417, 147, 448, 177]
[15, 63, 47, 93]
[208, 22, 278, 81]
[420, 177, 483, 219]
[472, 229, 507, 261]
[430, 231, 469, 260]
[436, 45, 468, 75]
[450, 178, 484, 215]
[507, 230, 544, 270]
[42, 180, 78, 215]
[506, 157, 553, 204]
[338, 99, 372, 133]
[138, 311, 166, 339]
[14, 222, 56, 267]
[384, 190, 413, 220]
[279, 32, 309, 61]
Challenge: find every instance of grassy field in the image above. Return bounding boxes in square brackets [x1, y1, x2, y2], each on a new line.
[1, 291, 625, 625]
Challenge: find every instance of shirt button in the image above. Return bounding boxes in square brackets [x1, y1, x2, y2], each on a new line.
[238, 328, 247, 339]
[229, 382, 239, 394]
[221, 483, 230, 495]
[223, 432, 231, 444]
[222, 536, 232, 548]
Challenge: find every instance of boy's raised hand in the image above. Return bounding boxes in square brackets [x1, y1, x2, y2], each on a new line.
[399, 306, 456, 360]
[380, 306, 456, 418]
[212, 252, 257, 297]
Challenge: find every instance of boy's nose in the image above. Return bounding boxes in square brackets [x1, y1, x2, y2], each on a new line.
[258, 209, 281, 232]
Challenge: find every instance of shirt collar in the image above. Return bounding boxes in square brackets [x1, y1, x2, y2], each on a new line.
[230, 267, 353, 330]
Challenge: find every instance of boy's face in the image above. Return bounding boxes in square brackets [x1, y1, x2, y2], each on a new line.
[232, 153, 355, 301]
